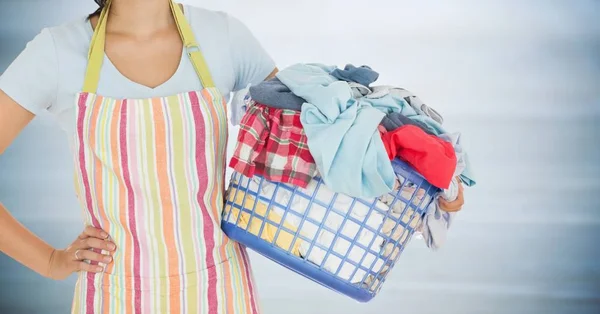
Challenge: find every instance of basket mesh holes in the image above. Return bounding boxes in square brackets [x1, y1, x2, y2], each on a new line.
[319, 230, 335, 248]
[421, 194, 432, 210]
[379, 193, 395, 207]
[365, 212, 385, 231]
[341, 220, 360, 240]
[357, 230, 376, 248]
[381, 216, 399, 236]
[308, 203, 327, 222]
[406, 214, 422, 229]
[365, 253, 381, 271]
[399, 181, 416, 199]
[391, 200, 409, 214]
[226, 190, 236, 203]
[299, 221, 319, 239]
[323, 255, 343, 273]
[247, 217, 263, 236]
[399, 210, 414, 225]
[390, 227, 408, 245]
[349, 202, 370, 220]
[371, 236, 386, 255]
[393, 175, 406, 188]
[337, 260, 366, 282]
[237, 175, 250, 187]
[314, 187, 336, 206]
[366, 276, 383, 292]
[381, 243, 401, 261]
[409, 190, 422, 206]
[326, 211, 344, 231]
[348, 245, 367, 264]
[284, 210, 303, 227]
[265, 222, 280, 246]
[373, 201, 389, 216]
[333, 193, 354, 209]
[311, 247, 328, 267]
[367, 253, 385, 275]
[380, 265, 391, 276]
[332, 238, 351, 256]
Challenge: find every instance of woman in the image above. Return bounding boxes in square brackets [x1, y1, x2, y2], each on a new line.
[0, 0, 465, 313]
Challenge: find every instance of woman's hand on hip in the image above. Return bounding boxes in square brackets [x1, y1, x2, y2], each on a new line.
[47, 226, 116, 280]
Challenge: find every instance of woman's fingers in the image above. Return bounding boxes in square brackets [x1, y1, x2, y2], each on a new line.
[68, 226, 116, 267]
[78, 237, 116, 252]
[78, 226, 109, 240]
[76, 261, 104, 273]
[75, 249, 113, 264]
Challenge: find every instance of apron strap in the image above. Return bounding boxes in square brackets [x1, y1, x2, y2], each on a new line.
[169, 1, 216, 89]
[83, 0, 215, 94]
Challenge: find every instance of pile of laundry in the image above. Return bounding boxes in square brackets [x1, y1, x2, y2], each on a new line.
[225, 63, 476, 287]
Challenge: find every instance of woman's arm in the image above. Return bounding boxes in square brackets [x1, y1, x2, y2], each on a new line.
[0, 90, 115, 279]
[0, 90, 55, 276]
[0, 90, 33, 153]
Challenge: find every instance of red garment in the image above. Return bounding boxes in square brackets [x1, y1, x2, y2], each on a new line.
[381, 125, 457, 189]
[229, 103, 317, 188]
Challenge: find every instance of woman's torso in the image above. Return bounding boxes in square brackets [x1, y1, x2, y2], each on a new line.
[68, 4, 265, 313]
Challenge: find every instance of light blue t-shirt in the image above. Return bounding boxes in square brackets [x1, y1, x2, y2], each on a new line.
[0, 5, 275, 141]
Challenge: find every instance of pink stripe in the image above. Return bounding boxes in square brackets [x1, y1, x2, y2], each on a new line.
[189, 92, 218, 314]
[239, 247, 259, 314]
[119, 100, 142, 313]
[76, 93, 100, 314]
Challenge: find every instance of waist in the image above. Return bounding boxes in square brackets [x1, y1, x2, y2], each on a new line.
[93, 239, 239, 284]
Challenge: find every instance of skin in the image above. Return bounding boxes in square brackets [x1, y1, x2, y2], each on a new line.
[0, 0, 461, 282]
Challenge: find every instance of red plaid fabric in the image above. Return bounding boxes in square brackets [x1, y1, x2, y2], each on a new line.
[229, 102, 317, 188]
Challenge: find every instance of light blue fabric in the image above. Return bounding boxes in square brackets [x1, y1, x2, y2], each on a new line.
[0, 5, 276, 146]
[453, 135, 476, 187]
[276, 63, 395, 198]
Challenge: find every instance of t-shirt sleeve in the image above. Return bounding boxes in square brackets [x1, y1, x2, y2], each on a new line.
[0, 28, 59, 115]
[227, 15, 275, 92]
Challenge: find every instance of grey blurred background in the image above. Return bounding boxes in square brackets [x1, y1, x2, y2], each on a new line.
[1, 0, 599, 313]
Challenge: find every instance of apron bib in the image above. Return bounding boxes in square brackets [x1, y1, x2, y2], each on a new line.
[71, 1, 260, 313]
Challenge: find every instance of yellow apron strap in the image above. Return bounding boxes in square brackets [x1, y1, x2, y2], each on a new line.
[82, 0, 215, 94]
[82, 0, 111, 93]
[169, 1, 215, 88]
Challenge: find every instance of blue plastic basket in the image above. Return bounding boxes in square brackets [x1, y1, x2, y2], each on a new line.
[221, 159, 439, 302]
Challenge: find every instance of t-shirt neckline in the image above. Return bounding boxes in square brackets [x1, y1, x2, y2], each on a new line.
[83, 4, 191, 92]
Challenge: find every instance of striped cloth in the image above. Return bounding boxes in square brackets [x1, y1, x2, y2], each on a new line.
[72, 90, 261, 314]
[229, 102, 317, 188]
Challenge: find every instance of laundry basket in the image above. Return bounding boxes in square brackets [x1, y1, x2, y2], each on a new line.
[221, 159, 439, 302]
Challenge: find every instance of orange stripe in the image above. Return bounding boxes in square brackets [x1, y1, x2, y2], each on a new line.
[110, 99, 132, 314]
[151, 98, 181, 313]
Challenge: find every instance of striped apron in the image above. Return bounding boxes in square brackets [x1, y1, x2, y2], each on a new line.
[71, 1, 261, 313]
